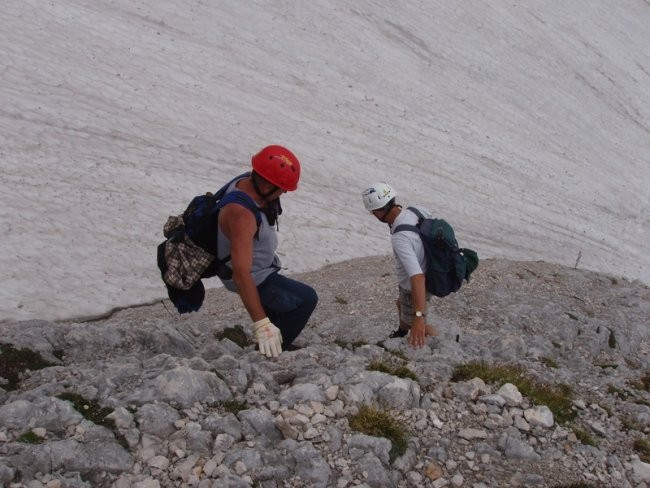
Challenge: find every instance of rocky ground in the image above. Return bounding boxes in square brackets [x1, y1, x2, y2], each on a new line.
[1, 256, 649, 488]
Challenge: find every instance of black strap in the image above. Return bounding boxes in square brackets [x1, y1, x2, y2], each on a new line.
[393, 207, 424, 234]
[217, 190, 262, 227]
[406, 206, 425, 222]
[393, 223, 419, 234]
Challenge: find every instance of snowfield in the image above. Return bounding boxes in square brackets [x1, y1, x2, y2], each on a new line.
[1, 0, 649, 322]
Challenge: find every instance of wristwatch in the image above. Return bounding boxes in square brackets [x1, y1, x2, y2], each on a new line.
[415, 311, 424, 318]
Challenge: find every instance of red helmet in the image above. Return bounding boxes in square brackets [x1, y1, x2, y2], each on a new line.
[251, 145, 301, 191]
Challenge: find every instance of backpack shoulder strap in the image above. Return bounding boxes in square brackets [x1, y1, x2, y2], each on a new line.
[406, 206, 425, 222]
[207, 190, 261, 276]
[393, 206, 425, 234]
[217, 190, 262, 227]
[393, 223, 420, 234]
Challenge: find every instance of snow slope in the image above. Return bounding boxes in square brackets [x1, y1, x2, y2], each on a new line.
[1, 0, 649, 322]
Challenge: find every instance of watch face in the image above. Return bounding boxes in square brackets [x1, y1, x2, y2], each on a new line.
[415, 311, 423, 317]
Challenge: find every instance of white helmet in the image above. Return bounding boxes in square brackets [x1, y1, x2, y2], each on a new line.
[362, 182, 396, 211]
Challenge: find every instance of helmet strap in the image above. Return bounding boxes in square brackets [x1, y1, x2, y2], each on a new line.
[264, 197, 283, 229]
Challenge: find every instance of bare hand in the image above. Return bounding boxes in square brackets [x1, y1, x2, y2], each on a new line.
[409, 321, 426, 348]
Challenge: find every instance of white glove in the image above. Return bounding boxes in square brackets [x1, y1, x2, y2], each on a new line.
[253, 318, 283, 358]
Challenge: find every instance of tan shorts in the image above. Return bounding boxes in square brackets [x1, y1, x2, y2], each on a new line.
[398, 287, 431, 327]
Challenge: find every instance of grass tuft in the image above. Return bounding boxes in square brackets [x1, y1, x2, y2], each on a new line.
[597, 403, 613, 417]
[607, 384, 630, 400]
[387, 349, 408, 361]
[348, 405, 408, 462]
[642, 372, 650, 391]
[541, 357, 558, 369]
[222, 399, 248, 414]
[571, 425, 598, 447]
[633, 438, 650, 463]
[621, 416, 644, 433]
[629, 372, 650, 392]
[367, 360, 418, 381]
[594, 363, 618, 369]
[451, 361, 576, 423]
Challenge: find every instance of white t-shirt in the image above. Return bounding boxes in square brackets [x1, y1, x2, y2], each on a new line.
[390, 206, 431, 290]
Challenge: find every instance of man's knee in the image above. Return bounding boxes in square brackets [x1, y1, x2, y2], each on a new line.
[303, 284, 318, 312]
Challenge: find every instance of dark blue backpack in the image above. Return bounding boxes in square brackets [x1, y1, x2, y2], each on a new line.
[157, 172, 261, 313]
[181, 184, 261, 279]
[394, 207, 479, 297]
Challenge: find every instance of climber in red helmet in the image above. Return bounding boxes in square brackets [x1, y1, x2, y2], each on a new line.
[217, 145, 317, 358]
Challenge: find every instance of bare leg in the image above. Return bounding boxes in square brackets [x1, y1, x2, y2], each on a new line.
[396, 299, 409, 331]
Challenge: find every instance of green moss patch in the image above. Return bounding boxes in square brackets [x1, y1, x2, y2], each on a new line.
[57, 392, 127, 448]
[16, 431, 44, 444]
[57, 392, 114, 426]
[0, 343, 55, 391]
[222, 399, 248, 414]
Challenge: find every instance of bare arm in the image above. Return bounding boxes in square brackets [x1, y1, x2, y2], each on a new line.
[408, 273, 427, 348]
[219, 204, 266, 322]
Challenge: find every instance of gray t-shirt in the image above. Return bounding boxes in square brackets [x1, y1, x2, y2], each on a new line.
[217, 177, 281, 291]
[390, 206, 431, 290]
